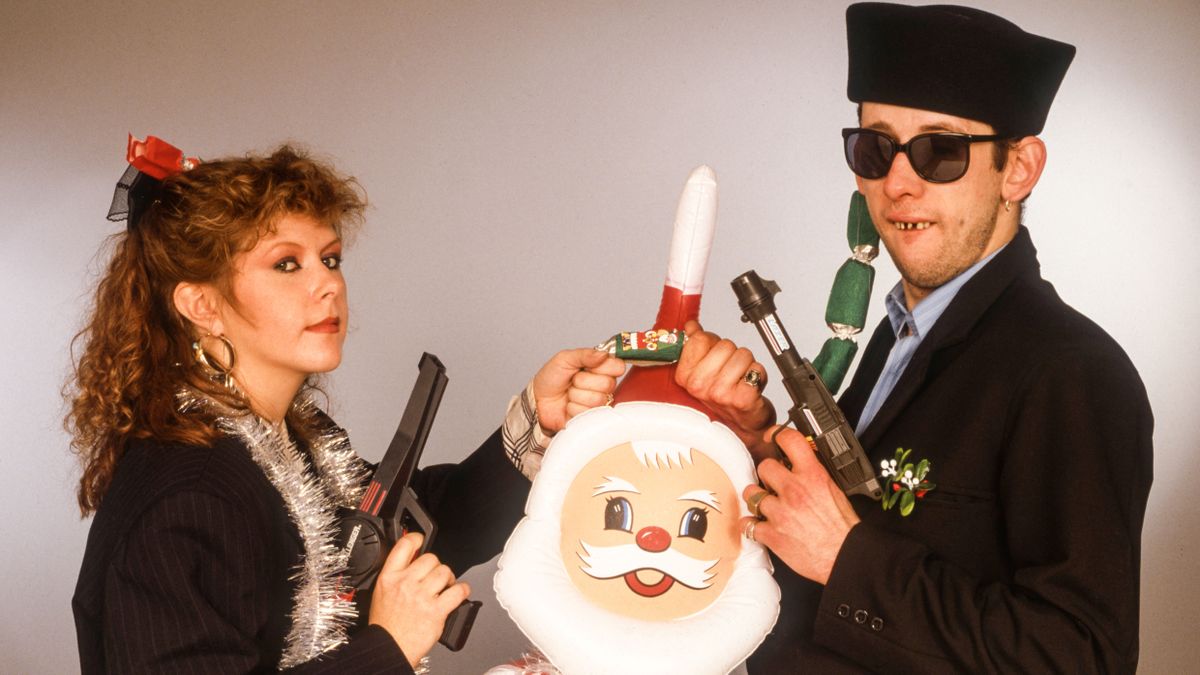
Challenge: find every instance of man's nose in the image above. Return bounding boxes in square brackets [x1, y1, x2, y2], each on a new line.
[882, 150, 925, 202]
[636, 526, 671, 553]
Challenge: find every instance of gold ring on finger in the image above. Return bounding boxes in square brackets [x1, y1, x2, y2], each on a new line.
[742, 368, 763, 389]
[746, 489, 769, 518]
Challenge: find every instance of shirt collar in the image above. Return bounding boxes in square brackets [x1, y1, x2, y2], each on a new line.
[883, 244, 1008, 339]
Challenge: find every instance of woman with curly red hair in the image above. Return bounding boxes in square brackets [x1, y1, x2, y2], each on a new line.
[67, 137, 623, 673]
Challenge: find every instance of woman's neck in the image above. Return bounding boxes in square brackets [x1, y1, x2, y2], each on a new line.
[234, 369, 306, 424]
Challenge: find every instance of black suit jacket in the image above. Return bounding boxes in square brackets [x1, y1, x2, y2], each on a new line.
[73, 426, 528, 674]
[749, 228, 1153, 673]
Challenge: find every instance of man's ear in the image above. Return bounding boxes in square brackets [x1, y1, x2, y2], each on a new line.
[173, 282, 224, 335]
[1001, 136, 1047, 204]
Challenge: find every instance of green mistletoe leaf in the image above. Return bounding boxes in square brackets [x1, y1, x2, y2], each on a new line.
[882, 448, 937, 516]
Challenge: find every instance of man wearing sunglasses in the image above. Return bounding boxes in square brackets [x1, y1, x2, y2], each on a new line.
[678, 3, 1153, 673]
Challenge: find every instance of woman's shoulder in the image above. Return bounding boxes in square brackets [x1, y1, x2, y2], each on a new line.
[102, 434, 278, 525]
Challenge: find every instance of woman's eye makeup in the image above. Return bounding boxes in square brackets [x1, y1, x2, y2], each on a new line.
[269, 246, 342, 273]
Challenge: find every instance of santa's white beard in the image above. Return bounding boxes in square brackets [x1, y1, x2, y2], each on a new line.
[576, 540, 718, 590]
[495, 516, 780, 675]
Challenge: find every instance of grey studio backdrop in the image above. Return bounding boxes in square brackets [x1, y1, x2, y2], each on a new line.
[3, 1, 1196, 672]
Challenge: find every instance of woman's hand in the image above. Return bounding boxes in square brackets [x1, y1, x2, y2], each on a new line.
[533, 348, 627, 433]
[368, 533, 469, 667]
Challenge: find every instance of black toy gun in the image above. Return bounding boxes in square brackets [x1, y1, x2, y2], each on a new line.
[731, 271, 882, 500]
[336, 352, 482, 651]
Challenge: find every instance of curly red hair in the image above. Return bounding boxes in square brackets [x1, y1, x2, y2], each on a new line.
[66, 145, 366, 515]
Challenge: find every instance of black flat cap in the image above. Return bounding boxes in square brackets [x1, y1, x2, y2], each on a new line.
[846, 3, 1076, 136]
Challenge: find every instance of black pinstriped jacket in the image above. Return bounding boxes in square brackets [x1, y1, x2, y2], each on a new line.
[73, 426, 527, 674]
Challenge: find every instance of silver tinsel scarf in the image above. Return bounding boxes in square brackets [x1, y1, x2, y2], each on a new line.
[180, 390, 371, 667]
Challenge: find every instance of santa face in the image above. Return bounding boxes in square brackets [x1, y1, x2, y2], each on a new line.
[559, 441, 741, 621]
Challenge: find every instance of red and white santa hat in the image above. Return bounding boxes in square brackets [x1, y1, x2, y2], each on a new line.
[610, 164, 719, 415]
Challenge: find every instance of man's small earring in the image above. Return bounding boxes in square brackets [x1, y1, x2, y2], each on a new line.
[1004, 200, 1012, 213]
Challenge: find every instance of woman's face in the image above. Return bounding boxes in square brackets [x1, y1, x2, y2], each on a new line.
[215, 213, 348, 400]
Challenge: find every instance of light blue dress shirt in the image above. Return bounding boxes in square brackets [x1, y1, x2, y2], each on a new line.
[854, 245, 1006, 436]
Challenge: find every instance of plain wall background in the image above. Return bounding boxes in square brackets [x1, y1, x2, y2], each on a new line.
[3, 1, 1197, 672]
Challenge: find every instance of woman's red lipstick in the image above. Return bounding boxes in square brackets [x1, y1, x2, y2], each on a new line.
[307, 317, 340, 333]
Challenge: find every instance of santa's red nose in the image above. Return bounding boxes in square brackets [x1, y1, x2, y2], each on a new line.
[636, 526, 671, 552]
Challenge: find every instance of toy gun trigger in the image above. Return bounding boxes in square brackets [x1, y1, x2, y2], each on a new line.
[389, 486, 438, 555]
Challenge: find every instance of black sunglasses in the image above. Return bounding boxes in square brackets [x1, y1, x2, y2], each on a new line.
[842, 128, 1007, 183]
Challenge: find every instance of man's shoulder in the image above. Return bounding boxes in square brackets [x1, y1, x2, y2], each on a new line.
[984, 272, 1141, 377]
[990, 272, 1119, 346]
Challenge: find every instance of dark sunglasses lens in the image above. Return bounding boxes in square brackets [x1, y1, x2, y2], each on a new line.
[845, 131, 893, 179]
[909, 135, 969, 182]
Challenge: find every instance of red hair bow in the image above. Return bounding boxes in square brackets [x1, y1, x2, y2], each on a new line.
[126, 134, 199, 179]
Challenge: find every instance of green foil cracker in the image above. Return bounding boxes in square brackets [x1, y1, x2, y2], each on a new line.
[846, 191, 879, 249]
[813, 337, 858, 394]
[611, 329, 686, 363]
[825, 259, 874, 329]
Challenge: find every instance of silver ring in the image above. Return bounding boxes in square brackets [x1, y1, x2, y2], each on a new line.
[742, 369, 763, 389]
[743, 519, 757, 542]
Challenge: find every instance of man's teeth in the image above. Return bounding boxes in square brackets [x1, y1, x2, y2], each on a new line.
[892, 221, 931, 231]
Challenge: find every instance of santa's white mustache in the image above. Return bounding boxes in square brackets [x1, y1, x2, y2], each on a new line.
[575, 540, 718, 589]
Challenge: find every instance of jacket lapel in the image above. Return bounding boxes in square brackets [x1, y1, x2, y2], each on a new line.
[838, 315, 895, 427]
[855, 227, 1042, 451]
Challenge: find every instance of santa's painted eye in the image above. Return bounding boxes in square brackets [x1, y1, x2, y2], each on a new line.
[679, 507, 708, 541]
[604, 496, 633, 532]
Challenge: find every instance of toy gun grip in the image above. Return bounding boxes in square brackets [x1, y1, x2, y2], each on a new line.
[387, 488, 479, 651]
[732, 271, 882, 500]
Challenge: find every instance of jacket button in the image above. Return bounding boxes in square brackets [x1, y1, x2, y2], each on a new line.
[853, 609, 868, 624]
[870, 617, 884, 631]
[836, 604, 850, 618]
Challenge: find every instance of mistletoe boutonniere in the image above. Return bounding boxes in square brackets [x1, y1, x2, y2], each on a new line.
[880, 448, 936, 517]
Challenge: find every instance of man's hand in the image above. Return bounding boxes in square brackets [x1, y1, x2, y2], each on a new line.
[675, 320, 777, 456]
[533, 348, 627, 433]
[740, 426, 861, 585]
[368, 533, 469, 667]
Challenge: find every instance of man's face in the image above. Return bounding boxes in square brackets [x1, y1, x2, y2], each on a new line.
[856, 102, 1015, 306]
[559, 442, 741, 621]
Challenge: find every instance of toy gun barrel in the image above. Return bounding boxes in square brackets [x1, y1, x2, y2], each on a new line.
[732, 271, 882, 500]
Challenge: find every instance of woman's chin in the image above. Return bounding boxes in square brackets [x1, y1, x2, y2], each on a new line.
[302, 352, 343, 376]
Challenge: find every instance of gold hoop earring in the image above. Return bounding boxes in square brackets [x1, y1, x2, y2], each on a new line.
[1004, 200, 1012, 213]
[193, 334, 236, 389]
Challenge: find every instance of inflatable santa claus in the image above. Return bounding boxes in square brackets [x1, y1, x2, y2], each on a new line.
[492, 166, 780, 675]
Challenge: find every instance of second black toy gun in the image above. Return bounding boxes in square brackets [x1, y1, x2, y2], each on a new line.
[336, 352, 482, 651]
[731, 271, 882, 500]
